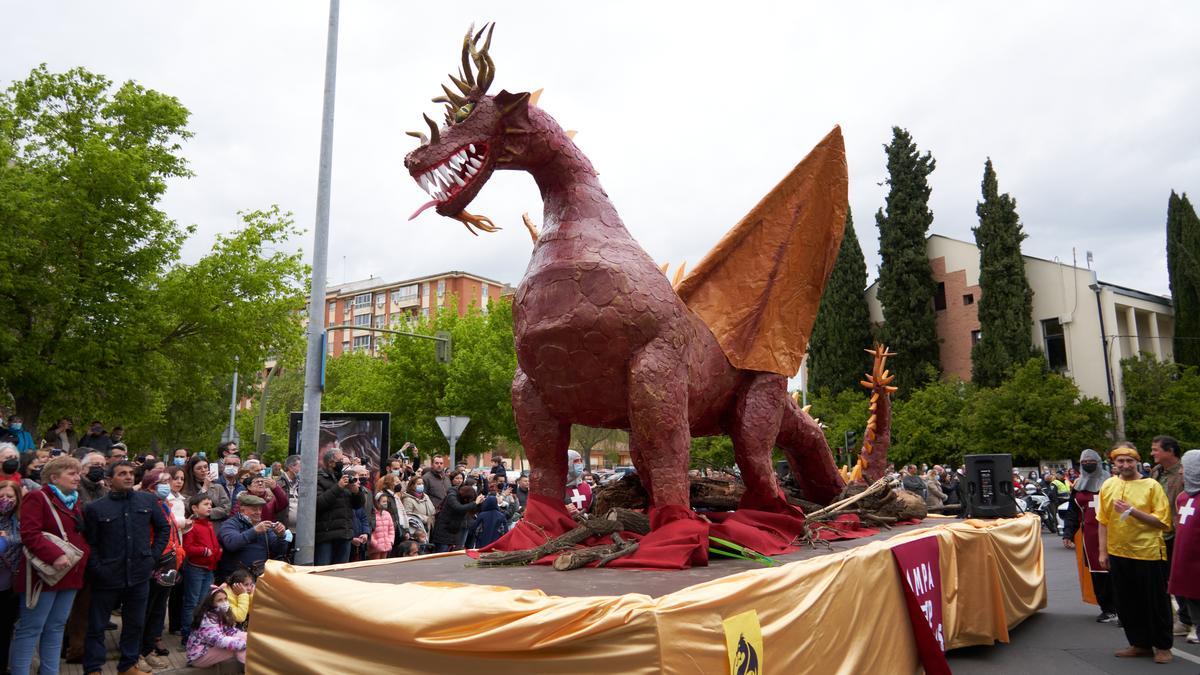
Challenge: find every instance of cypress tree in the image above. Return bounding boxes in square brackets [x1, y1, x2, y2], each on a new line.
[876, 127, 940, 392]
[1167, 191, 1200, 367]
[809, 209, 872, 393]
[971, 159, 1034, 386]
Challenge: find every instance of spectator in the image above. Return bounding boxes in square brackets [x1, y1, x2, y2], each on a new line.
[0, 444, 21, 484]
[185, 587, 246, 668]
[140, 469, 185, 671]
[924, 470, 946, 508]
[403, 476, 435, 535]
[11, 456, 91, 675]
[514, 474, 531, 512]
[44, 418, 77, 456]
[431, 485, 483, 553]
[314, 450, 365, 566]
[171, 447, 190, 467]
[77, 420, 113, 456]
[1151, 435, 1191, 636]
[83, 460, 170, 675]
[181, 455, 231, 523]
[62, 451, 110, 664]
[369, 492, 396, 560]
[77, 452, 110, 510]
[901, 465, 927, 498]
[377, 474, 409, 556]
[180, 495, 220, 643]
[6, 416, 34, 453]
[350, 470, 373, 561]
[397, 540, 420, 557]
[216, 453, 242, 505]
[218, 569, 253, 625]
[164, 466, 189, 530]
[473, 495, 508, 548]
[941, 470, 961, 507]
[235, 473, 289, 525]
[1099, 445, 1173, 663]
[217, 441, 239, 459]
[489, 455, 507, 481]
[217, 493, 288, 582]
[106, 442, 128, 465]
[421, 455, 452, 510]
[0, 479, 24, 670]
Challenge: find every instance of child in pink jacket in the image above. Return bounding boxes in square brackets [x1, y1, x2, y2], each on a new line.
[369, 492, 396, 560]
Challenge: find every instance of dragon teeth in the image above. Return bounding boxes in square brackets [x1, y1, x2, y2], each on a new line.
[468, 144, 475, 154]
[465, 164, 478, 177]
[456, 150, 468, 164]
[468, 158, 482, 170]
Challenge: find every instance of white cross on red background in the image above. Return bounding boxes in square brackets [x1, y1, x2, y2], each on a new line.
[1181, 498, 1196, 525]
[569, 489, 587, 510]
[1088, 495, 1099, 513]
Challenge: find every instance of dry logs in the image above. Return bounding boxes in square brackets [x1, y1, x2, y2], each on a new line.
[474, 508, 650, 568]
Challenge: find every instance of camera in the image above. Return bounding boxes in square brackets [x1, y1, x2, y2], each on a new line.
[346, 476, 358, 485]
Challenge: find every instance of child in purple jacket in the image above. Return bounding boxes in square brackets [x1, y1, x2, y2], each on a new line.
[186, 587, 247, 667]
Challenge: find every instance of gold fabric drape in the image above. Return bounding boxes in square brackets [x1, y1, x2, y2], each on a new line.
[248, 516, 1044, 674]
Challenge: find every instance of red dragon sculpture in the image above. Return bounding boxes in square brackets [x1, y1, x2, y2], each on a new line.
[404, 25, 881, 549]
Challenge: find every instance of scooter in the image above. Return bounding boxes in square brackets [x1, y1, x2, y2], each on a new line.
[1016, 484, 1058, 534]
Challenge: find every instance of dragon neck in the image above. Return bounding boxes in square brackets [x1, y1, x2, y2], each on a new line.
[518, 108, 627, 239]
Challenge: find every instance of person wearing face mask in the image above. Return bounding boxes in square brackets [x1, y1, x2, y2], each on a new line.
[5, 416, 34, 453]
[0, 444, 21, 484]
[185, 587, 246, 667]
[171, 448, 190, 468]
[1062, 448, 1119, 623]
[403, 477, 435, 535]
[0, 480, 24, 671]
[216, 454, 242, 504]
[314, 449, 364, 566]
[138, 470, 185, 671]
[564, 449, 592, 517]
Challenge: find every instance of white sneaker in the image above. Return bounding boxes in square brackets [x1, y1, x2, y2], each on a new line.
[1188, 628, 1199, 644]
[1174, 620, 1190, 636]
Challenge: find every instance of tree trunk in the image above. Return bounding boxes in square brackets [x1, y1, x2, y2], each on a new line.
[13, 395, 43, 439]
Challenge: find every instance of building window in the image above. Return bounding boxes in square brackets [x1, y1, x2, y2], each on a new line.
[1042, 319, 1068, 372]
[327, 301, 335, 315]
[437, 280, 446, 297]
[971, 329, 982, 345]
[963, 294, 974, 306]
[374, 314, 385, 328]
[422, 307, 430, 318]
[934, 282, 947, 311]
[341, 340, 350, 352]
[375, 294, 385, 307]
[343, 300, 352, 315]
[354, 313, 370, 327]
[354, 293, 371, 308]
[353, 335, 371, 351]
[393, 284, 418, 303]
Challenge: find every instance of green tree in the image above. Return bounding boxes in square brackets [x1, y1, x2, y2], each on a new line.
[1167, 191, 1200, 367]
[971, 159, 1034, 387]
[962, 359, 1110, 463]
[1121, 354, 1200, 451]
[889, 373, 971, 468]
[571, 425, 626, 468]
[876, 127, 940, 392]
[806, 387, 871, 466]
[0, 67, 307, 449]
[808, 209, 873, 394]
[689, 435, 735, 471]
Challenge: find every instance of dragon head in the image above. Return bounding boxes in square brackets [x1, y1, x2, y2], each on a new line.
[404, 24, 537, 235]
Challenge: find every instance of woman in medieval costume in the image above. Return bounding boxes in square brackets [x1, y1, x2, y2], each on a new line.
[1062, 448, 1118, 622]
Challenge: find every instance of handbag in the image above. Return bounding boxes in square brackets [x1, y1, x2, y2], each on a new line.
[24, 490, 84, 608]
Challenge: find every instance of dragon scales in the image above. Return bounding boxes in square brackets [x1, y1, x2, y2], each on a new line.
[404, 25, 856, 523]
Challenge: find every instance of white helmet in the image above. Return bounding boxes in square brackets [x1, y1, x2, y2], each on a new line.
[1024, 483, 1037, 494]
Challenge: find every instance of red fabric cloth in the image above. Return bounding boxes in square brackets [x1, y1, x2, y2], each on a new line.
[1170, 491, 1200, 599]
[477, 490, 878, 570]
[17, 488, 90, 591]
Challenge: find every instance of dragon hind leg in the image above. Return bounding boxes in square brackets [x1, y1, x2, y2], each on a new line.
[728, 374, 788, 505]
[775, 396, 845, 505]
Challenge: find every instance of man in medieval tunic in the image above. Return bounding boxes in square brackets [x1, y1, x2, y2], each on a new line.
[1098, 444, 1174, 664]
[1062, 449, 1118, 623]
[1169, 450, 1200, 645]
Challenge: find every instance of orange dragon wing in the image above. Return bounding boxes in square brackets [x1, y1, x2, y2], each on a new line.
[674, 126, 849, 376]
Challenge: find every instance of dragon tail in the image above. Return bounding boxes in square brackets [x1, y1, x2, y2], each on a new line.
[849, 344, 896, 484]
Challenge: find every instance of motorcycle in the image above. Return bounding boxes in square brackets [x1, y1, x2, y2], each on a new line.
[1016, 484, 1059, 534]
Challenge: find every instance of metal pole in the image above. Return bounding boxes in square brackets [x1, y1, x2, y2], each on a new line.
[296, 0, 340, 566]
[448, 416, 457, 469]
[226, 357, 239, 441]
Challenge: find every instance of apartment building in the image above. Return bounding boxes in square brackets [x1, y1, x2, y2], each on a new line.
[320, 271, 512, 357]
[864, 234, 1173, 434]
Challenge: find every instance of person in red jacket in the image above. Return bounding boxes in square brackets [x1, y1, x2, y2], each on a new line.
[180, 494, 221, 643]
[10, 456, 91, 675]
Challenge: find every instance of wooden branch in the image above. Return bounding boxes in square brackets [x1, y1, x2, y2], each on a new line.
[806, 477, 896, 520]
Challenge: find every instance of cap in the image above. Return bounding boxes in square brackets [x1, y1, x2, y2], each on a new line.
[237, 492, 266, 506]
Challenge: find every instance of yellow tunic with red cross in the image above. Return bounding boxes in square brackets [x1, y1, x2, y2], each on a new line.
[1097, 477, 1171, 561]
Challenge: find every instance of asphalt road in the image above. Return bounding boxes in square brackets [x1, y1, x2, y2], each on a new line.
[948, 532, 1200, 673]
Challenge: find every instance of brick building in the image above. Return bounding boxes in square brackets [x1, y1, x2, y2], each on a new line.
[319, 271, 512, 357]
[864, 234, 1173, 433]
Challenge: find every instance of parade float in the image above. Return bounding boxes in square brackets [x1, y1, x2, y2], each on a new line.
[250, 25, 1044, 674]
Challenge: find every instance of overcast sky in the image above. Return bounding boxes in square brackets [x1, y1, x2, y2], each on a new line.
[5, 2, 1197, 297]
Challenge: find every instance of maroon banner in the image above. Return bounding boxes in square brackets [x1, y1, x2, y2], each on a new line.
[891, 536, 950, 675]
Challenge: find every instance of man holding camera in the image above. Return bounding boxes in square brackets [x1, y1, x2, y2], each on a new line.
[314, 448, 365, 565]
[217, 492, 289, 582]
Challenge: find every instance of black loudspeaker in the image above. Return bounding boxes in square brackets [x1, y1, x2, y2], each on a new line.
[964, 454, 1018, 518]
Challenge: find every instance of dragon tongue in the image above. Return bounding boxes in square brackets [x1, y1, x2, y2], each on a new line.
[408, 199, 440, 221]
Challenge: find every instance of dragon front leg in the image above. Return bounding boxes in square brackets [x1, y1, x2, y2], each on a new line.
[626, 338, 692, 510]
[512, 368, 571, 503]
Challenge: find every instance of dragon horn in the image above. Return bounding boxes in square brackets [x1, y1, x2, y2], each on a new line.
[405, 130, 429, 145]
[460, 34, 475, 87]
[440, 84, 466, 107]
[449, 73, 473, 97]
[423, 114, 440, 145]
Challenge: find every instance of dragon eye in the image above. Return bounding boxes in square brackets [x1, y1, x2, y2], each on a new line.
[454, 103, 475, 123]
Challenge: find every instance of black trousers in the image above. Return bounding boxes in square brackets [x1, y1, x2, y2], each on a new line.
[1090, 571, 1117, 614]
[86, 582, 150, 672]
[168, 581, 183, 633]
[1110, 555, 1173, 650]
[141, 581, 171, 655]
[0, 586, 19, 669]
